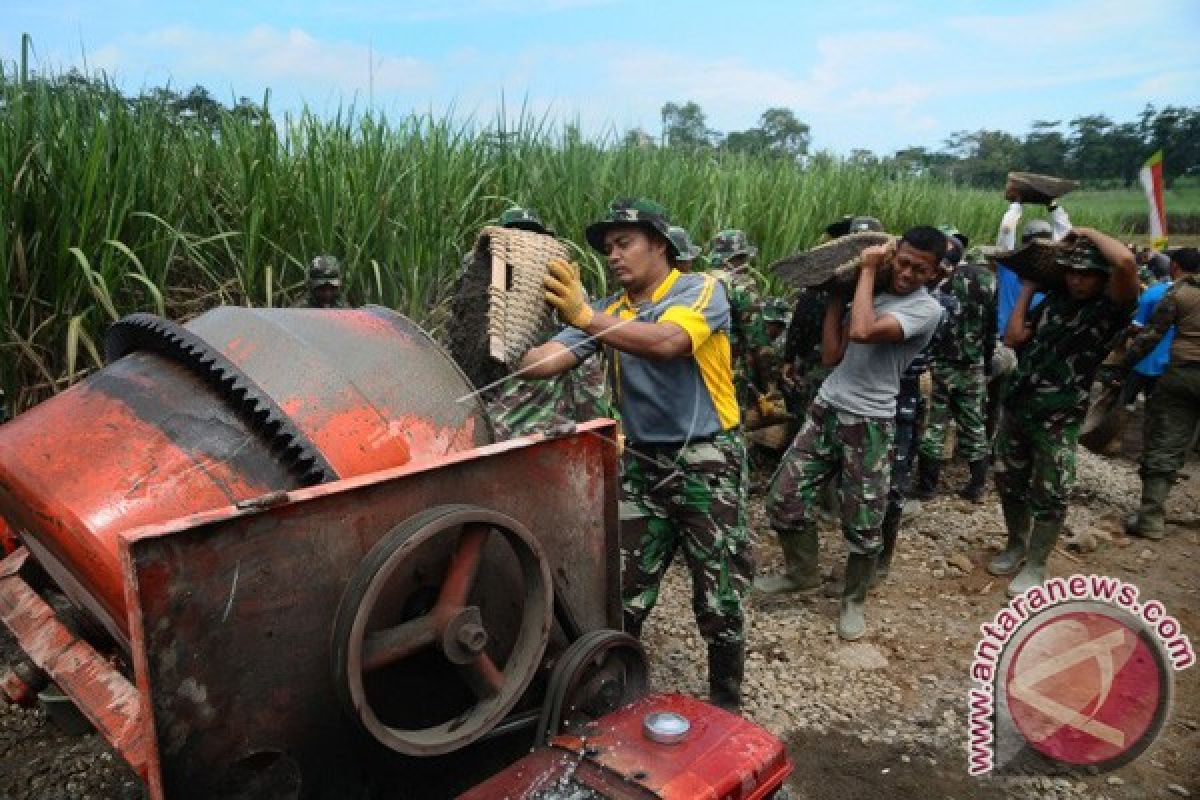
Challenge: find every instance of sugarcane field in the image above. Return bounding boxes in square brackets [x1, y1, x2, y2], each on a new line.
[0, 4, 1198, 799]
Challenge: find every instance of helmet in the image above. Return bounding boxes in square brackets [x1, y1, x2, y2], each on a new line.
[308, 255, 342, 288]
[708, 229, 758, 266]
[667, 226, 702, 262]
[497, 206, 552, 236]
[1020, 219, 1054, 243]
[585, 198, 678, 257]
[761, 297, 790, 324]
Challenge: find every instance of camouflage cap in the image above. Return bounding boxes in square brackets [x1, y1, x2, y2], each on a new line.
[1055, 241, 1111, 275]
[761, 297, 790, 323]
[585, 197, 678, 257]
[497, 206, 552, 236]
[667, 226, 702, 262]
[1021, 219, 1054, 242]
[308, 255, 342, 287]
[708, 229, 758, 264]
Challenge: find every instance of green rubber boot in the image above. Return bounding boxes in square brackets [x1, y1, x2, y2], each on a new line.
[988, 498, 1031, 576]
[871, 504, 903, 587]
[754, 528, 821, 594]
[837, 553, 876, 641]
[1126, 475, 1171, 541]
[1007, 518, 1062, 597]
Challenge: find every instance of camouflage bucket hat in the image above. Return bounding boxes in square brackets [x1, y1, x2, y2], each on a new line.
[667, 226, 702, 262]
[308, 255, 342, 287]
[497, 206, 552, 236]
[761, 297, 790, 323]
[585, 197, 678, 257]
[1056, 241, 1111, 275]
[709, 229, 758, 264]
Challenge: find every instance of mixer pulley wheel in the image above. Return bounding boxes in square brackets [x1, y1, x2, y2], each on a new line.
[534, 628, 649, 745]
[331, 504, 552, 756]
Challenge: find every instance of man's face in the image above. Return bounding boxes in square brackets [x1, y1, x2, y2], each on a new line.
[311, 284, 340, 307]
[889, 241, 940, 295]
[603, 227, 667, 289]
[1064, 270, 1106, 300]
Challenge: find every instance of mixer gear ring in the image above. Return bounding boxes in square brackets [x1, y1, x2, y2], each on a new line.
[534, 628, 649, 745]
[331, 504, 552, 756]
[104, 313, 337, 486]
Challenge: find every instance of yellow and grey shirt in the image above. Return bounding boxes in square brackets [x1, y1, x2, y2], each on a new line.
[554, 269, 738, 444]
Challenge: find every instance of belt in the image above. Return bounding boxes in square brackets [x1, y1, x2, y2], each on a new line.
[627, 428, 737, 454]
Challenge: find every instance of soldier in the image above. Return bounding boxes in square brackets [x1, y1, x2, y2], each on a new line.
[1120, 247, 1200, 539]
[668, 226, 703, 273]
[756, 227, 946, 641]
[707, 230, 763, 407]
[518, 198, 749, 711]
[304, 256, 345, 308]
[989, 228, 1138, 596]
[916, 227, 997, 502]
[483, 207, 617, 439]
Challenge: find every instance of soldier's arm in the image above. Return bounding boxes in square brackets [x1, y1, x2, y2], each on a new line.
[821, 293, 849, 367]
[1120, 291, 1177, 370]
[977, 271, 998, 371]
[519, 342, 581, 378]
[847, 245, 905, 344]
[1073, 227, 1138, 307]
[1004, 281, 1039, 348]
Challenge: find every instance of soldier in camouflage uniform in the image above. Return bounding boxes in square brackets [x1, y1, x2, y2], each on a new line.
[668, 226, 703, 273]
[303, 256, 346, 308]
[708, 230, 765, 407]
[757, 228, 946, 641]
[518, 198, 749, 711]
[990, 228, 1138, 596]
[482, 208, 618, 439]
[916, 228, 997, 503]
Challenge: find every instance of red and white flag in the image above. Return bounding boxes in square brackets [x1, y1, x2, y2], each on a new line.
[1139, 150, 1168, 250]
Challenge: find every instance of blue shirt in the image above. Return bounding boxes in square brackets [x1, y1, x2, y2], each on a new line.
[996, 263, 1043, 336]
[1133, 282, 1176, 377]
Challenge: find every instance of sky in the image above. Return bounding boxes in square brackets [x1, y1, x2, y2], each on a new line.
[3, 0, 1198, 155]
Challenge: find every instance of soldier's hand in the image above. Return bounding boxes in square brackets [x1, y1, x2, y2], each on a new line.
[781, 362, 796, 387]
[860, 243, 890, 270]
[544, 259, 593, 328]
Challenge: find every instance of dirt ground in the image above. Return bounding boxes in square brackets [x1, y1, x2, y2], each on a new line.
[0, 422, 1195, 799]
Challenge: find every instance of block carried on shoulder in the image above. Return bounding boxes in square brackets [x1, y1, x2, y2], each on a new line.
[989, 237, 1102, 291]
[446, 226, 569, 388]
[770, 231, 894, 290]
[1007, 171, 1080, 206]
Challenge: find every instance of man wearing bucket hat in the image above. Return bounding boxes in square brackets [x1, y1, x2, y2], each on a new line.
[708, 230, 765, 409]
[990, 228, 1137, 596]
[483, 206, 616, 438]
[518, 197, 749, 711]
[302, 255, 345, 308]
[668, 226, 703, 273]
[916, 226, 997, 503]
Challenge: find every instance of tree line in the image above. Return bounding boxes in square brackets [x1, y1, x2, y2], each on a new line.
[639, 101, 1200, 189]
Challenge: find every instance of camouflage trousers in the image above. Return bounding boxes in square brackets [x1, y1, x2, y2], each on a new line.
[919, 365, 989, 463]
[766, 401, 895, 555]
[488, 355, 615, 439]
[783, 364, 831, 426]
[1142, 363, 1200, 480]
[620, 430, 752, 646]
[993, 407, 1080, 524]
[889, 409, 922, 510]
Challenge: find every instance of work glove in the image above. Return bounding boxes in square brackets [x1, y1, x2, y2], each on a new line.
[544, 259, 594, 328]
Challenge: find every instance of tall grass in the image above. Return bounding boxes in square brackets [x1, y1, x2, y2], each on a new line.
[0, 44, 1133, 411]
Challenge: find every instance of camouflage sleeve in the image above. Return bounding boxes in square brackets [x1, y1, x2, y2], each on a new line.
[1121, 288, 1178, 369]
[977, 269, 997, 372]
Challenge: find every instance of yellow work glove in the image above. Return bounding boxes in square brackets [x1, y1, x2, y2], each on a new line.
[544, 259, 594, 328]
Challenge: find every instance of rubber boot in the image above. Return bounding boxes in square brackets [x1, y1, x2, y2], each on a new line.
[837, 553, 876, 641]
[871, 505, 903, 586]
[915, 457, 940, 501]
[1126, 475, 1171, 541]
[957, 459, 989, 504]
[707, 640, 744, 712]
[1007, 518, 1061, 597]
[754, 529, 821, 594]
[987, 498, 1030, 576]
[622, 611, 643, 640]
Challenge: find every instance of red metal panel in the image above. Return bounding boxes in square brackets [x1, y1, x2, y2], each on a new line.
[119, 422, 620, 799]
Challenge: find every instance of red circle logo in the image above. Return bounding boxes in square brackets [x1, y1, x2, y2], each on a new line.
[1001, 605, 1171, 769]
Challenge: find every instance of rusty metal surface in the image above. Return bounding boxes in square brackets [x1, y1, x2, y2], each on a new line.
[0, 548, 156, 783]
[119, 422, 619, 799]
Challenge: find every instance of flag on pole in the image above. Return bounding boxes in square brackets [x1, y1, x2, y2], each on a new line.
[1139, 150, 1168, 250]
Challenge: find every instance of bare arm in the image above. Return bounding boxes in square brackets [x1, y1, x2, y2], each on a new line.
[820, 292, 849, 367]
[1004, 281, 1038, 348]
[518, 342, 581, 378]
[847, 245, 905, 344]
[582, 313, 693, 360]
[1072, 226, 1138, 308]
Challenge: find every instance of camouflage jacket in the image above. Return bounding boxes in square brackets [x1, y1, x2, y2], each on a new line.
[929, 264, 996, 370]
[712, 269, 764, 353]
[1122, 273, 1200, 368]
[1005, 290, 1136, 426]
